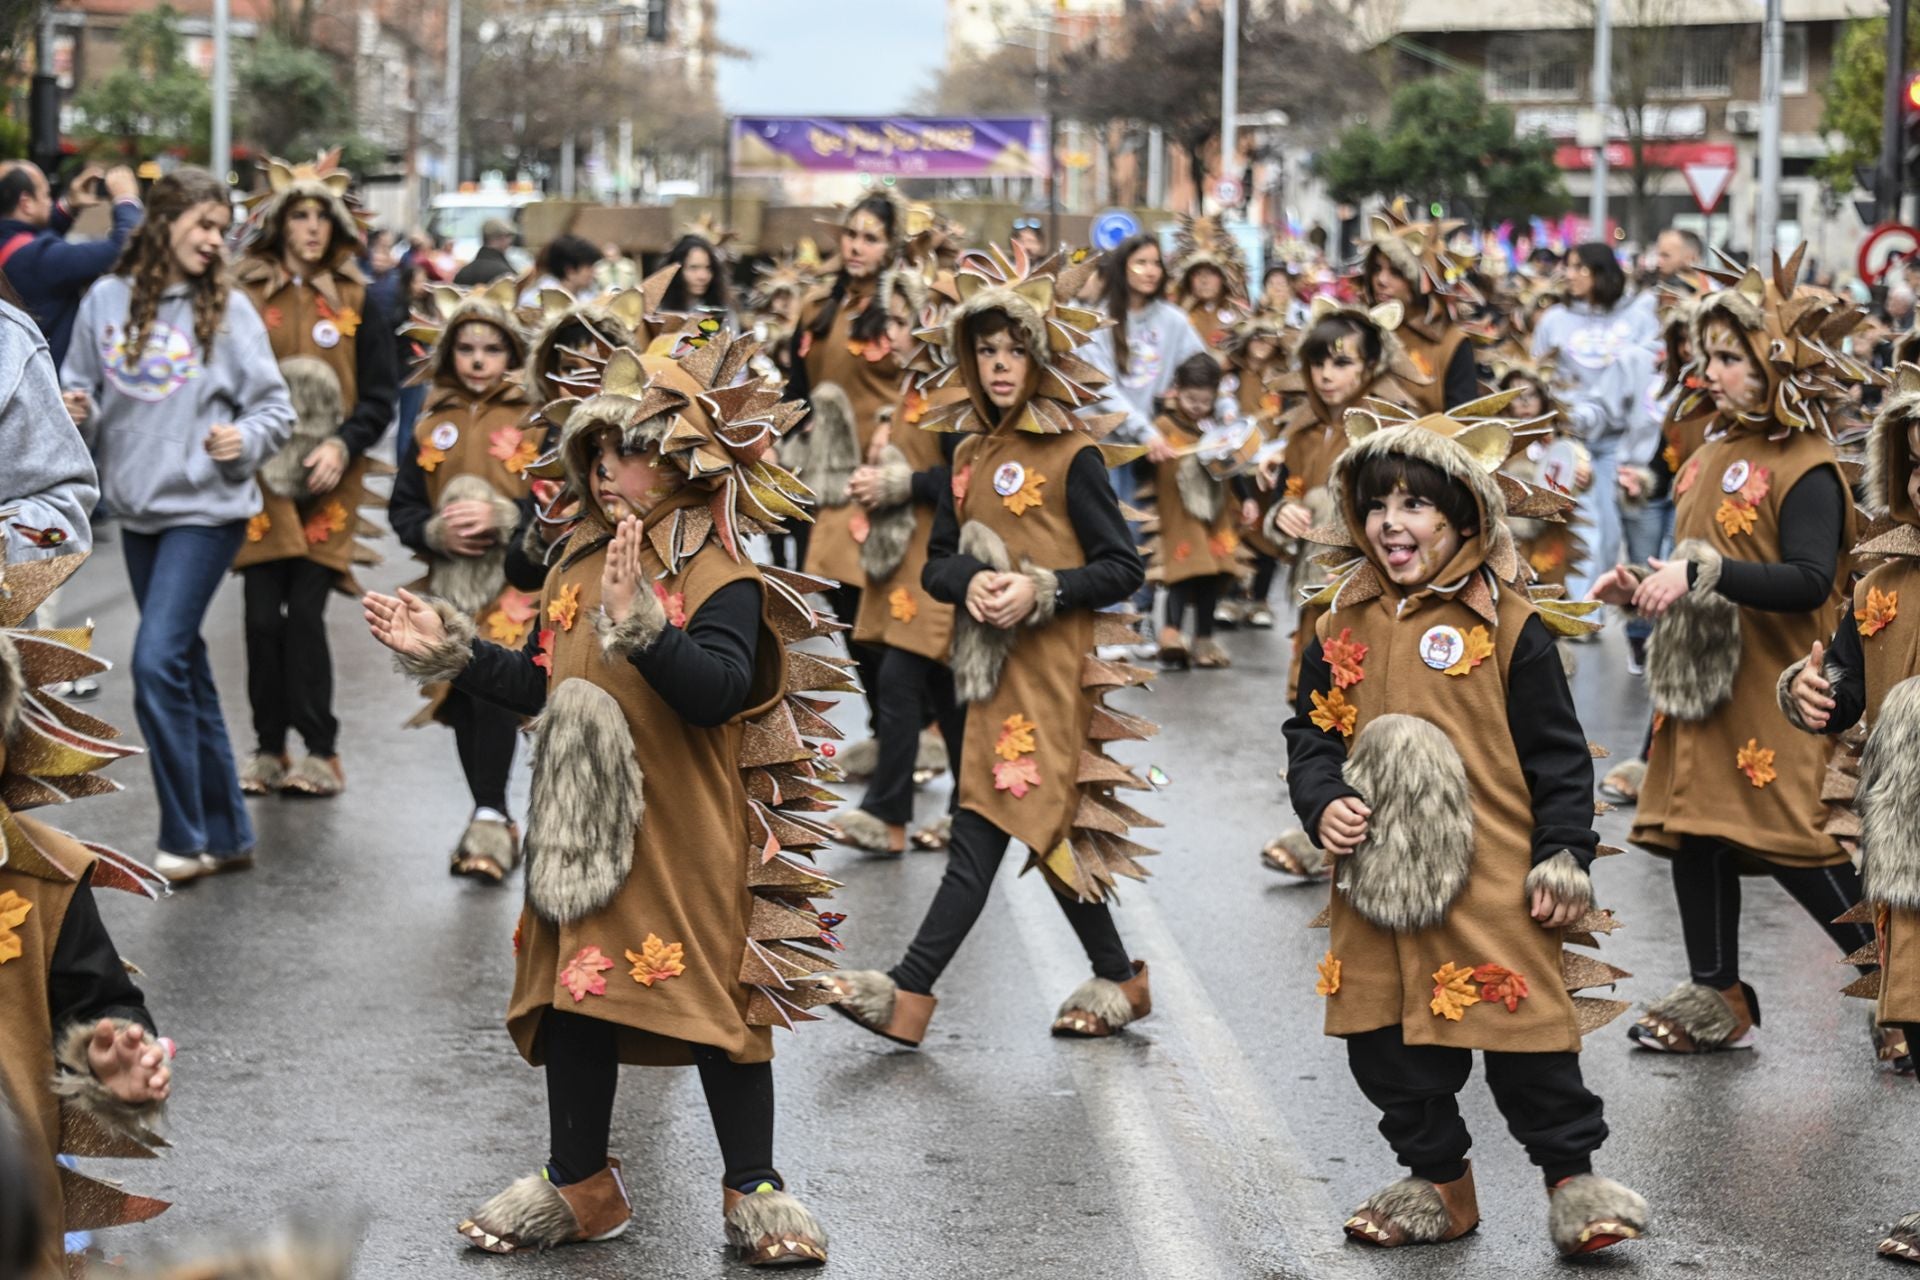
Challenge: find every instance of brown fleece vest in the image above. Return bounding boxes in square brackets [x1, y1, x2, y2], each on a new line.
[798, 280, 905, 586]
[1850, 558, 1920, 1025]
[851, 383, 957, 662]
[1147, 409, 1238, 586]
[1633, 428, 1855, 867]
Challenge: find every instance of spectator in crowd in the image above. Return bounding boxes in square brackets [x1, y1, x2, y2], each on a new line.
[657, 232, 733, 324]
[0, 273, 96, 562]
[0, 161, 143, 366]
[517, 233, 601, 306]
[1260, 263, 1311, 327]
[1885, 283, 1916, 334]
[1651, 228, 1704, 289]
[361, 227, 404, 323]
[593, 240, 639, 293]
[452, 218, 516, 286]
[1010, 216, 1046, 262]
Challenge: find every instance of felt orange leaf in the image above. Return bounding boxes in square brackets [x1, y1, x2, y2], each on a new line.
[1661, 443, 1680, 473]
[992, 756, 1042, 798]
[995, 712, 1039, 761]
[1653, 711, 1667, 734]
[532, 628, 554, 673]
[333, 305, 361, 337]
[1315, 951, 1341, 997]
[548, 582, 582, 632]
[1675, 457, 1700, 496]
[848, 506, 870, 544]
[952, 465, 972, 505]
[1283, 475, 1306, 500]
[303, 500, 348, 545]
[1858, 585, 1899, 638]
[1714, 497, 1757, 538]
[1174, 541, 1193, 561]
[511, 921, 522, 955]
[1471, 962, 1530, 1012]
[1004, 469, 1047, 516]
[0, 890, 32, 966]
[246, 511, 272, 543]
[902, 386, 927, 425]
[1739, 465, 1771, 507]
[1429, 962, 1482, 1021]
[797, 332, 813, 360]
[847, 339, 867, 359]
[1323, 627, 1368, 689]
[1309, 686, 1358, 737]
[1208, 529, 1240, 559]
[417, 442, 446, 472]
[1736, 738, 1776, 789]
[652, 583, 687, 628]
[627, 934, 687, 987]
[488, 426, 524, 463]
[1443, 625, 1495, 677]
[888, 587, 918, 623]
[560, 945, 614, 1002]
[1529, 542, 1566, 573]
[263, 305, 284, 331]
[506, 435, 542, 475]
[484, 590, 538, 646]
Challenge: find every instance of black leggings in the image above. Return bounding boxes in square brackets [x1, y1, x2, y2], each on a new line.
[438, 686, 518, 813]
[859, 647, 963, 825]
[541, 1010, 778, 1191]
[890, 809, 1133, 995]
[1249, 553, 1277, 605]
[1346, 1025, 1606, 1186]
[242, 558, 337, 756]
[1669, 839, 1875, 988]
[824, 583, 882, 728]
[1165, 576, 1221, 639]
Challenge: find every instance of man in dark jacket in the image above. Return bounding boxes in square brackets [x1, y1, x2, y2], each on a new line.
[0, 162, 142, 367]
[451, 217, 516, 285]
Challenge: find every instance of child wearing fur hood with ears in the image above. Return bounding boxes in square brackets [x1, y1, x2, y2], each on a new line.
[1782, 361, 1920, 1263]
[365, 334, 841, 1267]
[1281, 404, 1648, 1257]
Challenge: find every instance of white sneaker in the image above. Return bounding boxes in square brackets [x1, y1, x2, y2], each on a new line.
[154, 852, 214, 883]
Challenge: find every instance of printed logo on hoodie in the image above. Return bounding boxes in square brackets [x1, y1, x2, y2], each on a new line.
[100, 320, 204, 402]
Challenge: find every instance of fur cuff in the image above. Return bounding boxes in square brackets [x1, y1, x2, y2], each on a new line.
[1023, 561, 1059, 627]
[393, 598, 477, 684]
[591, 592, 667, 659]
[1774, 654, 1845, 733]
[871, 447, 913, 509]
[1340, 714, 1474, 932]
[1645, 539, 1739, 721]
[1617, 466, 1656, 508]
[1355, 1178, 1452, 1244]
[523, 679, 642, 924]
[1549, 1174, 1648, 1254]
[1679, 539, 1724, 596]
[520, 511, 560, 567]
[1644, 982, 1741, 1047]
[52, 1018, 167, 1142]
[1860, 675, 1920, 911]
[1523, 850, 1592, 916]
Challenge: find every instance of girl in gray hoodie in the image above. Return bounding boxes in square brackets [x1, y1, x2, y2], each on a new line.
[60, 167, 293, 883]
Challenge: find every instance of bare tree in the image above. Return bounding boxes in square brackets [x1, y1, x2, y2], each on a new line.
[912, 43, 1043, 116]
[1555, 0, 1690, 243]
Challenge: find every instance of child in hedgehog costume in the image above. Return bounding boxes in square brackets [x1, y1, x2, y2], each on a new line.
[365, 330, 844, 1265]
[1783, 361, 1920, 1260]
[386, 279, 538, 882]
[1590, 249, 1894, 1065]
[231, 152, 399, 800]
[0, 553, 175, 1276]
[1143, 352, 1243, 670]
[828, 244, 1162, 1046]
[1280, 399, 1648, 1256]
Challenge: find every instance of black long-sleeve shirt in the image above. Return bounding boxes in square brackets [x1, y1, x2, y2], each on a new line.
[451, 571, 763, 729]
[49, 873, 154, 1039]
[1442, 340, 1478, 412]
[922, 444, 1144, 611]
[1687, 468, 1845, 613]
[1282, 613, 1598, 869]
[338, 292, 399, 459]
[1812, 602, 1869, 736]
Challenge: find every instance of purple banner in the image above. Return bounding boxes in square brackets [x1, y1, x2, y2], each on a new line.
[730, 117, 1047, 178]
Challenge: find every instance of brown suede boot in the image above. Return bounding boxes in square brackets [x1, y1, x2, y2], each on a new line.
[1052, 960, 1152, 1037]
[1345, 1162, 1480, 1247]
[457, 1159, 631, 1253]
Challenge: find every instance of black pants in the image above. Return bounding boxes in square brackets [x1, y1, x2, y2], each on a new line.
[1165, 576, 1221, 638]
[824, 583, 882, 728]
[859, 647, 963, 825]
[438, 687, 518, 813]
[1670, 838, 1874, 987]
[1249, 553, 1277, 605]
[890, 809, 1133, 995]
[1345, 1025, 1607, 1186]
[242, 558, 338, 756]
[541, 1010, 778, 1192]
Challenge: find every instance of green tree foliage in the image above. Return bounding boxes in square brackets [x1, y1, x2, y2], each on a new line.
[237, 35, 381, 169]
[1312, 76, 1569, 227]
[70, 5, 210, 161]
[1817, 5, 1920, 192]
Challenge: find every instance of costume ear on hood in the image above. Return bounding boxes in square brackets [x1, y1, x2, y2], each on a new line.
[243, 150, 367, 265]
[1868, 362, 1920, 526]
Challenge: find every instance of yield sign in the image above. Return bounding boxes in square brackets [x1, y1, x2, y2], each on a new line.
[1682, 161, 1734, 213]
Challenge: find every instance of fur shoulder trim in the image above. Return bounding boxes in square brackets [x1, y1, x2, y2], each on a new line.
[1340, 713, 1473, 932]
[523, 678, 641, 924]
[393, 598, 477, 684]
[52, 1018, 167, 1145]
[1860, 675, 1920, 911]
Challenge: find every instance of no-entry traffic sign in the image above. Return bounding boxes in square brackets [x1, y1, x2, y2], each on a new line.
[1860, 223, 1920, 286]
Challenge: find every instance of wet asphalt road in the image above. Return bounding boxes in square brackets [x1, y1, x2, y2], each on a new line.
[49, 515, 1919, 1280]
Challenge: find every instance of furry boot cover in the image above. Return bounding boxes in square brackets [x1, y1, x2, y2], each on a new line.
[1637, 982, 1746, 1050]
[1548, 1174, 1648, 1256]
[1599, 758, 1646, 803]
[261, 355, 343, 499]
[455, 814, 520, 877]
[1339, 714, 1474, 932]
[724, 1183, 829, 1266]
[1345, 1166, 1479, 1247]
[1858, 675, 1920, 911]
[857, 445, 916, 581]
[914, 728, 949, 776]
[283, 753, 344, 796]
[393, 597, 477, 685]
[590, 587, 667, 659]
[804, 382, 860, 508]
[1523, 850, 1593, 917]
[425, 475, 522, 616]
[1051, 965, 1152, 1038]
[836, 737, 879, 781]
[523, 679, 641, 924]
[239, 751, 289, 795]
[951, 520, 1017, 703]
[1174, 454, 1224, 524]
[0, 633, 20, 740]
[1645, 540, 1740, 721]
[52, 1018, 166, 1144]
[828, 968, 896, 1030]
[830, 807, 898, 854]
[1880, 1211, 1920, 1262]
[1261, 828, 1327, 878]
[458, 1161, 631, 1253]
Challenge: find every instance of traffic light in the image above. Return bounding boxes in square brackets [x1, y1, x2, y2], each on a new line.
[1905, 72, 1920, 180]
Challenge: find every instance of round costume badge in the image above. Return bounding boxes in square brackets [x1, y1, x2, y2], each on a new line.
[430, 422, 459, 451]
[312, 320, 341, 350]
[1419, 625, 1466, 671]
[1721, 459, 1751, 494]
[993, 461, 1027, 497]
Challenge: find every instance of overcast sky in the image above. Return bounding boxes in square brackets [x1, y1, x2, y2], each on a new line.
[715, 0, 947, 115]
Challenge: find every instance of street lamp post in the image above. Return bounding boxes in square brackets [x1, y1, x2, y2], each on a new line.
[211, 0, 230, 185]
[1588, 0, 1610, 235]
[1221, 0, 1238, 204]
[1756, 0, 1784, 256]
[1880, 0, 1909, 228]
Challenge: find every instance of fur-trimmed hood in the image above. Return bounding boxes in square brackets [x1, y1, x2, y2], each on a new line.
[1329, 409, 1512, 589]
[526, 268, 678, 403]
[1292, 296, 1430, 410]
[241, 152, 365, 270]
[403, 278, 529, 389]
[1869, 362, 1920, 526]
